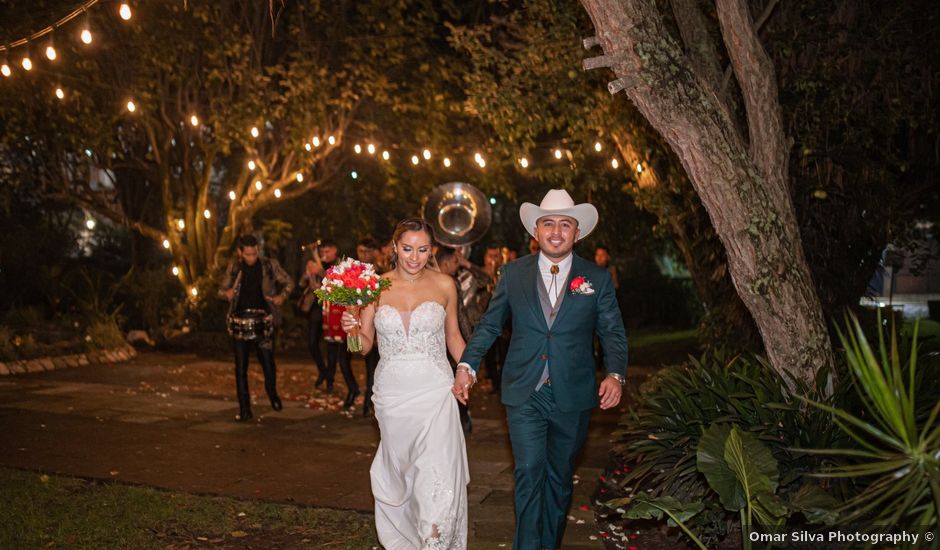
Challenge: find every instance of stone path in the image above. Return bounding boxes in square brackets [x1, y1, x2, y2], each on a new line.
[0, 351, 655, 549]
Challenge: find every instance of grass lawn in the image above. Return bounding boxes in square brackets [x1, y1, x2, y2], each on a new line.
[0, 467, 378, 549]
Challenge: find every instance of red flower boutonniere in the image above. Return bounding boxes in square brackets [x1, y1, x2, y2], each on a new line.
[570, 276, 594, 295]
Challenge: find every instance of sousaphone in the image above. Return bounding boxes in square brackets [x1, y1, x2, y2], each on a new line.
[423, 182, 492, 246]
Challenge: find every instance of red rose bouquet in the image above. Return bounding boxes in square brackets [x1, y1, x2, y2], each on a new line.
[315, 258, 391, 352]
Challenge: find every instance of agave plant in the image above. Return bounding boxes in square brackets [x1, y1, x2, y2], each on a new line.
[799, 313, 940, 528]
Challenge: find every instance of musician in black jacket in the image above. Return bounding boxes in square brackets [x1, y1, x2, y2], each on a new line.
[219, 235, 294, 421]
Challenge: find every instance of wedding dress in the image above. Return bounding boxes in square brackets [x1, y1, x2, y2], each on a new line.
[371, 300, 469, 549]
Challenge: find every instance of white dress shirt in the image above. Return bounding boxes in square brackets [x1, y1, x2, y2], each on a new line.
[538, 252, 573, 307]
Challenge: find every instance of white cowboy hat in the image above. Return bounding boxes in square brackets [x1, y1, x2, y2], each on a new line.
[520, 189, 598, 240]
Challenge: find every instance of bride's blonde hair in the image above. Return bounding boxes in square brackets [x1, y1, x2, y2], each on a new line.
[390, 217, 439, 271]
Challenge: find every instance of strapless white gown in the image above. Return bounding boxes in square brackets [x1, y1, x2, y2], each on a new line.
[371, 301, 469, 549]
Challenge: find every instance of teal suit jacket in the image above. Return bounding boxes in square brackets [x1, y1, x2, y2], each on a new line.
[460, 253, 628, 412]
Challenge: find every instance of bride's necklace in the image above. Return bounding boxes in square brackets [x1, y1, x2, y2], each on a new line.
[400, 270, 425, 284]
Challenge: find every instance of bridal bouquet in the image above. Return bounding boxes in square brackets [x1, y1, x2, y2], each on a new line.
[315, 258, 390, 352]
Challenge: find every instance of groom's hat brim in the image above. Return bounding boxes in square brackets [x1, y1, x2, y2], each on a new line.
[520, 203, 598, 241]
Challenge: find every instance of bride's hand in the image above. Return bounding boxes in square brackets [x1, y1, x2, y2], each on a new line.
[452, 369, 474, 405]
[340, 311, 360, 333]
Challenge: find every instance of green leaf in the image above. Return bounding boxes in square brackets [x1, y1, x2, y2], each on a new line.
[724, 425, 779, 502]
[697, 423, 745, 511]
[753, 491, 788, 527]
[624, 494, 704, 525]
[789, 484, 840, 525]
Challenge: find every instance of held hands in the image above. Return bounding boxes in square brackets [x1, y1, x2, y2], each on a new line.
[451, 367, 475, 405]
[598, 376, 623, 410]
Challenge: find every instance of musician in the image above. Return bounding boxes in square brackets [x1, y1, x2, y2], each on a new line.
[357, 238, 381, 416]
[219, 234, 294, 422]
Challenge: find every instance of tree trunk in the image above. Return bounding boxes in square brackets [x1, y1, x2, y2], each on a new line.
[580, 0, 833, 388]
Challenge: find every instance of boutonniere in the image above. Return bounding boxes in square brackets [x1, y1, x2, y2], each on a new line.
[569, 276, 594, 295]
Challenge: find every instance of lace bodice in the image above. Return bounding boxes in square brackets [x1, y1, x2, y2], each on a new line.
[374, 301, 454, 385]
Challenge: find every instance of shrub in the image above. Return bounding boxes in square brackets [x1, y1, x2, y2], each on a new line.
[85, 316, 126, 351]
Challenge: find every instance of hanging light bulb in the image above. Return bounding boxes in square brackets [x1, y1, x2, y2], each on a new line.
[126, 100, 137, 112]
[295, 173, 304, 182]
[443, 157, 451, 168]
[519, 157, 529, 168]
[162, 239, 171, 249]
[171, 266, 180, 276]
[327, 135, 336, 145]
[45, 43, 57, 61]
[85, 218, 96, 230]
[367, 143, 376, 155]
[190, 287, 199, 297]
[411, 155, 419, 165]
[119, 3, 132, 21]
[351, 171, 358, 180]
[228, 190, 236, 201]
[250, 126, 259, 138]
[354, 144, 362, 154]
[203, 209, 211, 219]
[274, 188, 282, 198]
[611, 158, 620, 169]
[247, 160, 256, 171]
[382, 150, 390, 161]
[21, 54, 32, 71]
[554, 149, 563, 160]
[1, 62, 10, 78]
[636, 162, 643, 174]
[189, 114, 199, 127]
[176, 219, 185, 230]
[489, 197, 497, 205]
[55, 87, 65, 100]
[81, 27, 93, 44]
[473, 152, 482, 163]
[422, 149, 431, 160]
[594, 142, 602, 152]
[478, 158, 486, 168]
[312, 136, 321, 147]
[304, 142, 312, 151]
[254, 180, 263, 191]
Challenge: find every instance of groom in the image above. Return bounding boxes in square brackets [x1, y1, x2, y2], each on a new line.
[458, 189, 628, 550]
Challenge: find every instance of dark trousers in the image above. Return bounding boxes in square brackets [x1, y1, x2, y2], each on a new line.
[307, 308, 327, 378]
[326, 342, 358, 394]
[363, 348, 379, 411]
[506, 384, 590, 550]
[484, 331, 508, 392]
[233, 338, 278, 405]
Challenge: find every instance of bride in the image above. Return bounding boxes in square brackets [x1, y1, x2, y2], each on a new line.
[341, 217, 476, 549]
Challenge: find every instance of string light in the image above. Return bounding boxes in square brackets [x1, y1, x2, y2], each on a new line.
[250, 126, 259, 138]
[85, 219, 96, 230]
[189, 114, 199, 127]
[228, 190, 236, 201]
[312, 136, 321, 147]
[1, 63, 10, 77]
[489, 197, 496, 205]
[45, 43, 57, 61]
[176, 219, 185, 230]
[119, 3, 132, 21]
[636, 162, 643, 174]
[443, 157, 451, 168]
[202, 209, 211, 219]
[21, 54, 32, 71]
[162, 239, 170, 249]
[190, 287, 198, 297]
[254, 180, 263, 191]
[247, 160, 256, 171]
[55, 87, 65, 100]
[327, 135, 336, 145]
[354, 144, 362, 154]
[367, 143, 376, 155]
[553, 149, 563, 160]
[382, 150, 390, 160]
[594, 142, 602, 152]
[126, 100, 136, 112]
[519, 157, 529, 168]
[171, 266, 180, 276]
[80, 27, 93, 45]
[274, 188, 282, 198]
[422, 149, 431, 160]
[351, 171, 358, 180]
[304, 142, 312, 151]
[411, 155, 419, 165]
[611, 158, 619, 169]
[295, 173, 303, 182]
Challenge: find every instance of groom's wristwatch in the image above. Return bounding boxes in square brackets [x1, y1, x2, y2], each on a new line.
[606, 373, 626, 386]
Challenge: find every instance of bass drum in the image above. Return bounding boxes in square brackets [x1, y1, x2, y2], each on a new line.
[323, 302, 347, 342]
[227, 309, 274, 341]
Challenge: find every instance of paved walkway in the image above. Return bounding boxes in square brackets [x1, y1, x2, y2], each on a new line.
[0, 351, 655, 549]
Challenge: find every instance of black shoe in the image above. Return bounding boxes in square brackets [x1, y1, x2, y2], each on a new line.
[269, 394, 283, 412]
[236, 402, 253, 422]
[325, 382, 334, 394]
[315, 374, 325, 388]
[362, 402, 372, 417]
[344, 389, 360, 408]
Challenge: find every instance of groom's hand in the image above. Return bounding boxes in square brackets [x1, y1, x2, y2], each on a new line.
[598, 377, 622, 410]
[453, 369, 474, 405]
